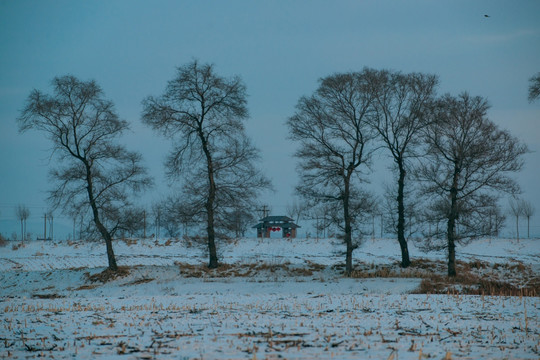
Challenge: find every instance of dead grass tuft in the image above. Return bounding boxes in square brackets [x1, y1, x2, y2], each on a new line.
[75, 284, 99, 291]
[121, 278, 154, 286]
[121, 238, 138, 246]
[11, 242, 25, 251]
[32, 293, 65, 299]
[85, 266, 131, 283]
[0, 234, 7, 247]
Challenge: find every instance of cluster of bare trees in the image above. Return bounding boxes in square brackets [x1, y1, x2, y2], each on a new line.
[288, 68, 528, 277]
[508, 198, 536, 240]
[19, 62, 270, 271]
[15, 204, 30, 242]
[17, 62, 532, 277]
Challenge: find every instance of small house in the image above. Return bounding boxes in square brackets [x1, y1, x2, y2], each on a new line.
[253, 216, 300, 238]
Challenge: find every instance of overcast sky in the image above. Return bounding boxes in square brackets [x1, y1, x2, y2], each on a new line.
[1, 0, 539, 238]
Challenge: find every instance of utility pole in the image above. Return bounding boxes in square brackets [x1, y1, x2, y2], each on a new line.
[380, 213, 383, 238]
[143, 210, 147, 238]
[258, 205, 269, 219]
[372, 214, 375, 240]
[48, 213, 53, 240]
[43, 213, 47, 240]
[156, 210, 160, 239]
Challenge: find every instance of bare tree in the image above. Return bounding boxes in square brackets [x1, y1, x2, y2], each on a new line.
[520, 199, 535, 239]
[224, 203, 256, 238]
[142, 60, 271, 268]
[287, 69, 378, 276]
[417, 93, 528, 276]
[286, 198, 309, 225]
[485, 205, 505, 237]
[150, 202, 163, 239]
[528, 72, 540, 102]
[46, 210, 54, 240]
[508, 198, 524, 241]
[18, 75, 152, 271]
[369, 69, 438, 267]
[309, 204, 332, 239]
[15, 204, 30, 242]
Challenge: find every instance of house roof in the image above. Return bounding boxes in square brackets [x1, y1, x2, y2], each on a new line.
[259, 215, 294, 222]
[252, 215, 300, 229]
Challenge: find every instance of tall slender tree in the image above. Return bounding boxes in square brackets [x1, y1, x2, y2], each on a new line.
[15, 204, 30, 242]
[418, 93, 528, 276]
[142, 60, 270, 268]
[520, 200, 535, 239]
[287, 69, 377, 276]
[369, 69, 438, 267]
[18, 75, 152, 271]
[508, 198, 523, 241]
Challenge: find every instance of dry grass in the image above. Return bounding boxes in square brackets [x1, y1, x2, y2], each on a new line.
[339, 257, 539, 297]
[74, 254, 537, 298]
[120, 238, 138, 246]
[31, 293, 65, 299]
[0, 234, 7, 247]
[85, 266, 131, 283]
[167, 257, 540, 298]
[412, 259, 539, 297]
[11, 242, 25, 251]
[74, 284, 100, 291]
[174, 261, 329, 278]
[347, 259, 444, 279]
[414, 274, 538, 297]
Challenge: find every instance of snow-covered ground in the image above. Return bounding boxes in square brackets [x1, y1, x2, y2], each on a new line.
[1, 237, 539, 359]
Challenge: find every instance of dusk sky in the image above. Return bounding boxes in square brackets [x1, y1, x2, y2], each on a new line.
[1, 1, 539, 238]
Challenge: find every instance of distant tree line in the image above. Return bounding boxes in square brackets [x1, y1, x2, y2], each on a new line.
[17, 62, 532, 277]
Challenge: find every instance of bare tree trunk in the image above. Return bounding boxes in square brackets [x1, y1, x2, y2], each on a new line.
[84, 163, 118, 271]
[200, 130, 219, 269]
[447, 219, 457, 277]
[343, 175, 354, 277]
[396, 160, 411, 268]
[206, 188, 218, 268]
[447, 173, 459, 277]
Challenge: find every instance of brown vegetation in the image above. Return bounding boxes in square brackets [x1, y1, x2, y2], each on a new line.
[85, 267, 131, 283]
[0, 234, 7, 247]
[341, 257, 538, 297]
[174, 260, 329, 279]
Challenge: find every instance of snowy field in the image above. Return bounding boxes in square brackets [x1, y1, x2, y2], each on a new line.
[1, 237, 539, 359]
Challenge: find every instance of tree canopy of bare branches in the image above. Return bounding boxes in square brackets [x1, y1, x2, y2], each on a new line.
[369, 69, 438, 267]
[142, 60, 271, 268]
[510, 198, 536, 239]
[18, 75, 152, 271]
[417, 93, 528, 276]
[287, 69, 378, 276]
[528, 72, 540, 102]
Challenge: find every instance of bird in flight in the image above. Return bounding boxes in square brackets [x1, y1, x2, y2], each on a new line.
[484, 14, 490, 18]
